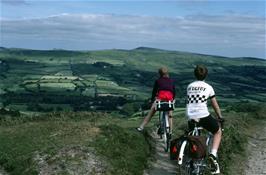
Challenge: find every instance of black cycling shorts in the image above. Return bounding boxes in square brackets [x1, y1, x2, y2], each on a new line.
[188, 115, 220, 134]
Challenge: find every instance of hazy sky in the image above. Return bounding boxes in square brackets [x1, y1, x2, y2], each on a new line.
[0, 0, 265, 58]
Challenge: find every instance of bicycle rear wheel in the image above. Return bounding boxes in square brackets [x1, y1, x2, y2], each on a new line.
[179, 159, 205, 175]
[178, 141, 207, 175]
[162, 112, 170, 152]
[162, 127, 170, 152]
[178, 155, 193, 175]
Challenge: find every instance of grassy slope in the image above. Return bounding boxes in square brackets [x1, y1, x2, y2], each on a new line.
[0, 112, 152, 175]
[0, 103, 265, 175]
[219, 103, 266, 174]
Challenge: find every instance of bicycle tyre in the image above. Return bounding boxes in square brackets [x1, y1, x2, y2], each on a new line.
[162, 112, 170, 152]
[163, 129, 169, 152]
[162, 119, 167, 152]
[178, 130, 210, 175]
[178, 155, 193, 175]
[178, 139, 199, 175]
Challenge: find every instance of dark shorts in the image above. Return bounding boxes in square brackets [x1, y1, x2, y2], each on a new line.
[188, 115, 220, 134]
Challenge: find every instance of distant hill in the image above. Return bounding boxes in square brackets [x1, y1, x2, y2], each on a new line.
[133, 46, 168, 52]
[0, 47, 7, 51]
[0, 47, 265, 113]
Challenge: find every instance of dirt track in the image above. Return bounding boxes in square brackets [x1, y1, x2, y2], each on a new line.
[0, 167, 8, 175]
[245, 121, 266, 175]
[143, 130, 177, 175]
[144, 121, 266, 175]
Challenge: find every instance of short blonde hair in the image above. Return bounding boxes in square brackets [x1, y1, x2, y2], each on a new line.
[158, 67, 169, 77]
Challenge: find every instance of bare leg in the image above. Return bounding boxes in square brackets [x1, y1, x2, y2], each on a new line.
[211, 128, 222, 156]
[168, 110, 173, 133]
[139, 104, 156, 129]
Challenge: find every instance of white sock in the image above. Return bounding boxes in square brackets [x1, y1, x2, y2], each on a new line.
[211, 149, 217, 157]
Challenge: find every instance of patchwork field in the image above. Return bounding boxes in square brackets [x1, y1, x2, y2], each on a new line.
[0, 47, 265, 113]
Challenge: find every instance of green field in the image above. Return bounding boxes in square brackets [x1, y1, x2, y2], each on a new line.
[0, 47, 266, 113]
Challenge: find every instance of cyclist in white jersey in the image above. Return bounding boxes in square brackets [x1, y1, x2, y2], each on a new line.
[186, 65, 224, 174]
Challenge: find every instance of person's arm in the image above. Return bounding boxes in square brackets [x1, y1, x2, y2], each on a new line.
[210, 97, 222, 119]
[172, 81, 176, 99]
[151, 80, 158, 102]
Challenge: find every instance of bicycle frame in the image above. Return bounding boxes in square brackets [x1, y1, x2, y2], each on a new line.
[155, 100, 175, 152]
[159, 111, 170, 134]
[178, 125, 213, 175]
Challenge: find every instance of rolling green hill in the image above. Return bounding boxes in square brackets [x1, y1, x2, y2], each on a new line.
[0, 47, 266, 175]
[0, 47, 265, 113]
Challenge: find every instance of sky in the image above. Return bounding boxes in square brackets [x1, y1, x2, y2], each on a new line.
[0, 0, 265, 59]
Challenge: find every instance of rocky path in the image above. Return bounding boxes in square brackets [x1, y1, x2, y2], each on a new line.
[245, 121, 266, 175]
[0, 167, 8, 175]
[144, 130, 177, 175]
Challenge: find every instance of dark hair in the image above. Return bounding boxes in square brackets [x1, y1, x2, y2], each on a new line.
[158, 67, 169, 77]
[194, 65, 208, 80]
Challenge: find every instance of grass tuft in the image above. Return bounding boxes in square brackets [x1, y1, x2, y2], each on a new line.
[93, 124, 152, 175]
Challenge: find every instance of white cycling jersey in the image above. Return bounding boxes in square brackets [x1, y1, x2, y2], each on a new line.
[186, 80, 215, 119]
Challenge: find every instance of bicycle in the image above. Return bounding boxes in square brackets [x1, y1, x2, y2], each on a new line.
[155, 100, 175, 152]
[177, 119, 224, 175]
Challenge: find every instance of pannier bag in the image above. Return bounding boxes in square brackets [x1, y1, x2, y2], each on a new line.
[155, 100, 175, 111]
[187, 136, 207, 159]
[170, 135, 186, 160]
